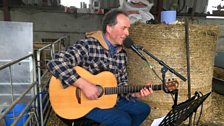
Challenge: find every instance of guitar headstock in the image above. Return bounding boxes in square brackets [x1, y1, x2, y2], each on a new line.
[164, 78, 179, 93]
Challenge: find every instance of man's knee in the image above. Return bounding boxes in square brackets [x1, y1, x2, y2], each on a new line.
[138, 102, 151, 118]
[145, 104, 151, 115]
[109, 113, 132, 126]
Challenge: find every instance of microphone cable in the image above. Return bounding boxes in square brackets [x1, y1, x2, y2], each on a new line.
[136, 46, 163, 82]
[145, 58, 162, 82]
[138, 46, 180, 106]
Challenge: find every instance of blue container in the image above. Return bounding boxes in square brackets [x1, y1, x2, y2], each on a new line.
[2, 104, 29, 126]
[161, 10, 176, 24]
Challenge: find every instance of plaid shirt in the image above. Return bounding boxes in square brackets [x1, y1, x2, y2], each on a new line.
[47, 31, 128, 88]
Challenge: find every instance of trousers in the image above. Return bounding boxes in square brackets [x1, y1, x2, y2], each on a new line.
[85, 97, 151, 126]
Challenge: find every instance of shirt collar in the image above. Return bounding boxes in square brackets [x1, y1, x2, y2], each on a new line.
[103, 33, 117, 55]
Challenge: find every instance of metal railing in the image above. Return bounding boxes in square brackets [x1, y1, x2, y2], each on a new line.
[35, 35, 69, 126]
[0, 54, 39, 126]
[0, 35, 69, 126]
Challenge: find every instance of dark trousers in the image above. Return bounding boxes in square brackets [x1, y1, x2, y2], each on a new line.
[84, 97, 151, 126]
[57, 115, 100, 126]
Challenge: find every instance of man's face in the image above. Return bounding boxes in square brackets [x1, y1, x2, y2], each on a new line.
[106, 14, 130, 46]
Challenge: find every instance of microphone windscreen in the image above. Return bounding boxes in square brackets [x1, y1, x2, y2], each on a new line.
[123, 37, 134, 48]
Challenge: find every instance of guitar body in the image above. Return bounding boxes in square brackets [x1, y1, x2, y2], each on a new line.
[49, 66, 117, 119]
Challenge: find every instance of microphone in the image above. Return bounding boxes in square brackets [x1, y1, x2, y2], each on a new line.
[123, 37, 147, 61]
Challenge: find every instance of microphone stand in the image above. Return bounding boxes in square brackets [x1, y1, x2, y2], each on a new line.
[138, 46, 187, 107]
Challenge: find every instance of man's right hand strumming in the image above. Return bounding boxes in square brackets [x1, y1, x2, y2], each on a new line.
[74, 78, 99, 100]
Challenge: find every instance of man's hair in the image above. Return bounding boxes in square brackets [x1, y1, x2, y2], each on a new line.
[102, 9, 128, 33]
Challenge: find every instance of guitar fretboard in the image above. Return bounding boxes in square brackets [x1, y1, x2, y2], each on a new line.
[104, 85, 162, 95]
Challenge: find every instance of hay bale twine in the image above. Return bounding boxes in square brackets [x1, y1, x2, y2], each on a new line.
[127, 22, 219, 122]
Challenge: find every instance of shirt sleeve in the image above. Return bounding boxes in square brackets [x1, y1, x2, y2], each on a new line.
[47, 41, 89, 88]
[118, 52, 128, 86]
[119, 68, 128, 86]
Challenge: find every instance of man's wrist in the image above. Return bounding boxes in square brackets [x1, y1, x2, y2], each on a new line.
[73, 78, 82, 88]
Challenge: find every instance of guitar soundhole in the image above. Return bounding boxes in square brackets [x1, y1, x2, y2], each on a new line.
[96, 85, 104, 98]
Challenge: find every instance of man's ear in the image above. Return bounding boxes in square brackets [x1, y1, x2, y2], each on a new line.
[106, 25, 112, 34]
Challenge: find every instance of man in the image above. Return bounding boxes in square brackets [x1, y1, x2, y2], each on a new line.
[47, 9, 153, 126]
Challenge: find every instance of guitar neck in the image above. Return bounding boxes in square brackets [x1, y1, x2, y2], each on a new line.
[104, 85, 162, 95]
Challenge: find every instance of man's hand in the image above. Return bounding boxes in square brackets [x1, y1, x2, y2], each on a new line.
[132, 83, 153, 97]
[74, 78, 99, 100]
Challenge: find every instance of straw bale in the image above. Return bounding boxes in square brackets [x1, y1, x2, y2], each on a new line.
[126, 22, 219, 121]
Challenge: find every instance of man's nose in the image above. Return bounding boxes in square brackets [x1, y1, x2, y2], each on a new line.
[125, 29, 129, 36]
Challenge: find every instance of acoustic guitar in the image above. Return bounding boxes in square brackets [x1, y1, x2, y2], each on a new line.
[49, 66, 179, 119]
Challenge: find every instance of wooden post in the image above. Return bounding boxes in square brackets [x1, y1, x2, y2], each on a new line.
[3, 0, 11, 21]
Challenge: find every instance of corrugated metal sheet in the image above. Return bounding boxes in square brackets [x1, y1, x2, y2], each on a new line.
[162, 0, 209, 13]
[99, 0, 120, 9]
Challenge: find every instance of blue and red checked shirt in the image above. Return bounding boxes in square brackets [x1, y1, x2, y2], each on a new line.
[47, 31, 128, 88]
